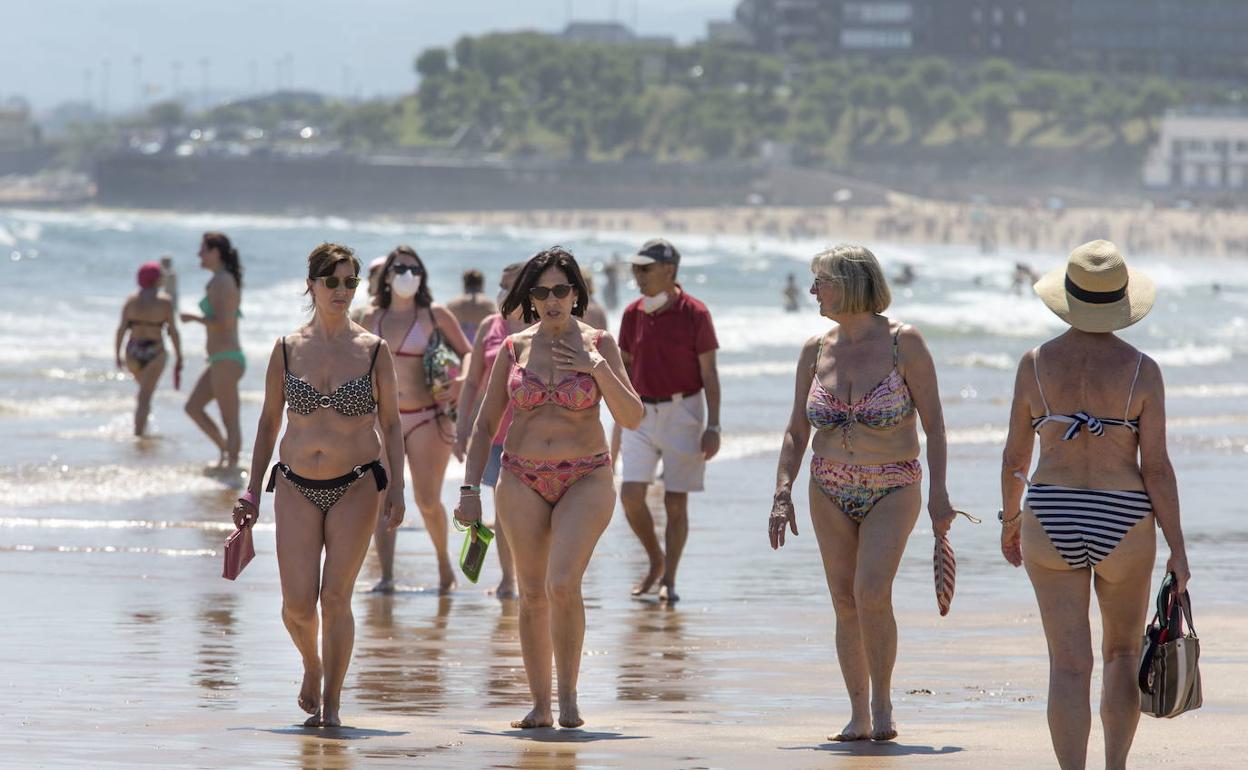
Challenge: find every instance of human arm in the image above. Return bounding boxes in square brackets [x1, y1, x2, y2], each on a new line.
[372, 340, 408, 532]
[231, 340, 286, 527]
[552, 331, 643, 430]
[165, 300, 183, 372]
[1136, 356, 1188, 592]
[899, 326, 955, 536]
[453, 321, 491, 461]
[770, 337, 817, 549]
[115, 302, 129, 368]
[698, 350, 721, 460]
[999, 353, 1037, 567]
[454, 336, 514, 525]
[431, 304, 474, 403]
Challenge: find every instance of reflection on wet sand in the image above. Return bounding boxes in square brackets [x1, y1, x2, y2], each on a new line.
[492, 745, 584, 770]
[352, 595, 452, 715]
[485, 598, 529, 710]
[615, 603, 703, 705]
[192, 592, 239, 708]
[115, 604, 166, 688]
[298, 734, 354, 770]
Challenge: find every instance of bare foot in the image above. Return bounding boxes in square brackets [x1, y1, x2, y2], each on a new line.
[829, 717, 872, 742]
[321, 706, 342, 728]
[558, 704, 584, 729]
[303, 710, 322, 728]
[630, 563, 663, 596]
[438, 564, 458, 595]
[298, 663, 322, 715]
[370, 578, 395, 594]
[493, 579, 517, 600]
[870, 708, 897, 742]
[658, 583, 679, 604]
[510, 708, 554, 729]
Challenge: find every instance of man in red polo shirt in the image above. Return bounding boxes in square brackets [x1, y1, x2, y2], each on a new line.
[617, 238, 721, 603]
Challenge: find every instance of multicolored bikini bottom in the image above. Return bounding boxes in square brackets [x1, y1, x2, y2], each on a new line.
[501, 451, 612, 505]
[126, 338, 163, 368]
[267, 460, 388, 514]
[810, 457, 922, 522]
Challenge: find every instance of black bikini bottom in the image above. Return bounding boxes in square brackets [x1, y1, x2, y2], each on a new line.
[267, 460, 387, 514]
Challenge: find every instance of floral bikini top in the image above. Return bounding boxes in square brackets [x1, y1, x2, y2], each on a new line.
[506, 334, 602, 412]
[281, 337, 379, 417]
[806, 327, 914, 450]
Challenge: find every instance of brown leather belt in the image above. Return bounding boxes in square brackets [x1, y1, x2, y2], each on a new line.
[639, 390, 701, 405]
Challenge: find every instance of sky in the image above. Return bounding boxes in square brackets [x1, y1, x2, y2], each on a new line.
[2, 0, 733, 114]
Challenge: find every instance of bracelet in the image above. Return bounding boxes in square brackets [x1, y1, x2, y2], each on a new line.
[997, 509, 1022, 524]
[239, 490, 259, 508]
[460, 484, 480, 493]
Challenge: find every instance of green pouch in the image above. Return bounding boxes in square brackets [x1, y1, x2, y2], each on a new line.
[454, 520, 494, 583]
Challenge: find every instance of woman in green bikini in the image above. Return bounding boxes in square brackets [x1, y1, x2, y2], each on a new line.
[180, 231, 245, 469]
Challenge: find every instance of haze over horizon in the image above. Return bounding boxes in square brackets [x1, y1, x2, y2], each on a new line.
[4, 0, 729, 114]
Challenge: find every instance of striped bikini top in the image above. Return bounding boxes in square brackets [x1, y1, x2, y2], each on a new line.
[1031, 349, 1143, 440]
[371, 308, 428, 357]
[506, 334, 602, 412]
[806, 327, 914, 443]
[282, 337, 379, 417]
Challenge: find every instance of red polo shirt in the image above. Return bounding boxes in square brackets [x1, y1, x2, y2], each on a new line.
[618, 288, 718, 400]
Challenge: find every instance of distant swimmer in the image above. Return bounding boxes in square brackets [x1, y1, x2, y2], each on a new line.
[892, 264, 916, 287]
[580, 265, 610, 330]
[783, 272, 801, 312]
[601, 253, 622, 310]
[1010, 262, 1040, 295]
[115, 261, 182, 435]
[447, 268, 496, 342]
[180, 232, 244, 470]
[159, 254, 178, 308]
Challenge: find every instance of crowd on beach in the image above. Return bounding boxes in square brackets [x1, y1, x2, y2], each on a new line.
[115, 230, 1189, 770]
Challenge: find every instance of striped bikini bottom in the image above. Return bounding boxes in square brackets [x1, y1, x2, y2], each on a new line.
[1024, 484, 1152, 568]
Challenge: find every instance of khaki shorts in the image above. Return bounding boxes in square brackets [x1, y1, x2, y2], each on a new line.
[620, 393, 706, 493]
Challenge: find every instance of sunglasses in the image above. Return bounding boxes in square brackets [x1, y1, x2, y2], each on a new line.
[390, 264, 423, 275]
[529, 284, 574, 300]
[632, 264, 654, 273]
[320, 276, 361, 290]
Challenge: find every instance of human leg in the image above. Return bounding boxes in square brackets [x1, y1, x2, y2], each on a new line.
[405, 417, 456, 592]
[483, 444, 517, 599]
[273, 476, 327, 724]
[807, 477, 870, 741]
[652, 397, 707, 602]
[318, 477, 382, 727]
[184, 367, 227, 460]
[496, 471, 554, 728]
[659, 491, 687, 602]
[133, 349, 167, 435]
[545, 465, 615, 727]
[1023, 513, 1094, 770]
[619, 413, 663, 595]
[207, 357, 244, 467]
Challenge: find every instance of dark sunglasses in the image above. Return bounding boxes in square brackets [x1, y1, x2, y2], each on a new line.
[390, 264, 424, 275]
[320, 276, 361, 290]
[632, 263, 654, 273]
[529, 284, 574, 300]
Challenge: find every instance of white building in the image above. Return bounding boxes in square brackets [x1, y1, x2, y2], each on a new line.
[0, 103, 35, 150]
[1143, 110, 1248, 191]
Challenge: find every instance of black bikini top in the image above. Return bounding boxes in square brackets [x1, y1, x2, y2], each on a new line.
[281, 337, 379, 417]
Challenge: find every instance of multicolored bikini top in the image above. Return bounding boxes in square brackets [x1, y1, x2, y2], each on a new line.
[506, 334, 602, 412]
[806, 327, 914, 448]
[282, 337, 379, 417]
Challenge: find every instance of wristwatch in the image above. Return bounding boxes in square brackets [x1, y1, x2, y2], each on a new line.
[705, 424, 721, 434]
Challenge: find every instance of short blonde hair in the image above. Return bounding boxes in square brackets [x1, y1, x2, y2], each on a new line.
[810, 244, 891, 314]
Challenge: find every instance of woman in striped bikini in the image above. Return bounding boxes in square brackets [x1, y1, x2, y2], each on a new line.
[455, 247, 642, 730]
[1000, 240, 1190, 770]
[769, 244, 957, 744]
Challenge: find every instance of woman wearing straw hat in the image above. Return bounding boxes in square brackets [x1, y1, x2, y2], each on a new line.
[999, 240, 1189, 770]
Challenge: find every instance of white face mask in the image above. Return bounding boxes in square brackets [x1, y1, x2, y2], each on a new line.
[641, 291, 669, 314]
[390, 272, 421, 299]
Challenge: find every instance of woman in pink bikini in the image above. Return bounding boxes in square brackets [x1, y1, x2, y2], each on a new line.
[453, 261, 528, 599]
[455, 247, 642, 729]
[768, 244, 956, 743]
[359, 245, 472, 593]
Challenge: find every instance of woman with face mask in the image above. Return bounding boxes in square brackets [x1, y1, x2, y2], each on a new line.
[358, 246, 473, 593]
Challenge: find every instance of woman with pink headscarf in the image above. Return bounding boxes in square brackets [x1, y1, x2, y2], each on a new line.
[115, 261, 182, 435]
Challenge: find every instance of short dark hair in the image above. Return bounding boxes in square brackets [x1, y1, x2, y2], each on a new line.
[463, 269, 484, 292]
[303, 242, 360, 305]
[375, 244, 433, 309]
[501, 246, 589, 323]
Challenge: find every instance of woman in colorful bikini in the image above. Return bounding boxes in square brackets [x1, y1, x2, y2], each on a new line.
[769, 244, 956, 743]
[180, 231, 245, 469]
[999, 240, 1189, 770]
[359, 246, 472, 593]
[115, 261, 182, 436]
[453, 261, 528, 599]
[231, 242, 406, 728]
[455, 247, 642, 729]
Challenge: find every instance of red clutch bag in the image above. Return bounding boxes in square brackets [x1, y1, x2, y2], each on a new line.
[933, 510, 981, 617]
[222, 524, 255, 580]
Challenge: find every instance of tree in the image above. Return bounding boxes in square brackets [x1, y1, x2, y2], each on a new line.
[415, 48, 449, 79]
[971, 83, 1018, 145]
[147, 100, 184, 131]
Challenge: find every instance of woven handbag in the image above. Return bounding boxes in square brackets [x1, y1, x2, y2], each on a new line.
[1138, 572, 1202, 718]
[933, 510, 980, 616]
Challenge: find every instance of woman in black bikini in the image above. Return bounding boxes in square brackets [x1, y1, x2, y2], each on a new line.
[114, 261, 181, 436]
[1000, 241, 1189, 770]
[232, 243, 406, 728]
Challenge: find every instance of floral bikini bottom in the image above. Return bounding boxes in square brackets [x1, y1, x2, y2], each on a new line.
[501, 452, 612, 505]
[810, 457, 923, 522]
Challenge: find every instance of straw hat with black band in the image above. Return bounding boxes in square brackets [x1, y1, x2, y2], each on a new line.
[1034, 240, 1155, 333]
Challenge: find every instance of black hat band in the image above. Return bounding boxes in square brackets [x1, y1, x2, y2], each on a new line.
[1065, 274, 1126, 304]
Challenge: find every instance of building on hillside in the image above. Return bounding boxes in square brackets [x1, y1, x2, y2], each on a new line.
[0, 101, 37, 150]
[560, 22, 674, 47]
[707, 20, 752, 47]
[1069, 0, 1248, 80]
[1142, 110, 1248, 191]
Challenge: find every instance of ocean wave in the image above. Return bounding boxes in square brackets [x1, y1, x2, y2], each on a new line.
[0, 395, 135, 418]
[0, 463, 232, 506]
[1149, 345, 1233, 367]
[946, 352, 1015, 370]
[0, 516, 264, 532]
[1168, 383, 1248, 399]
[1, 544, 218, 557]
